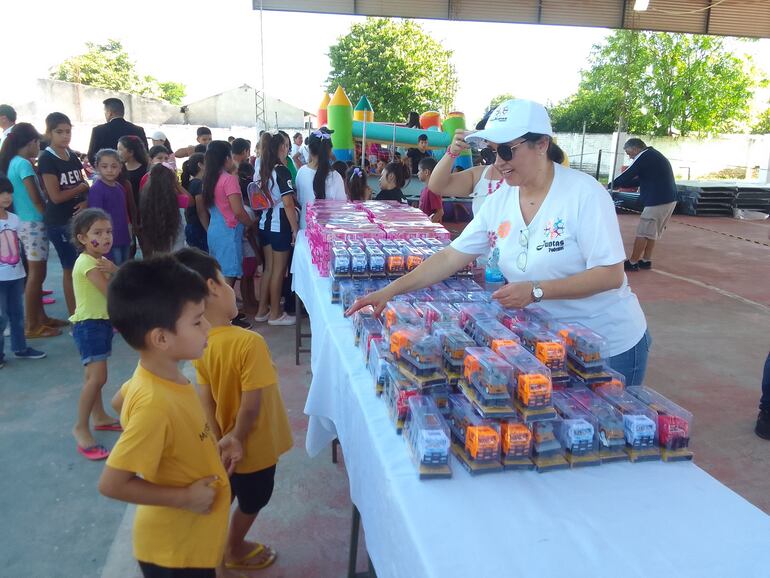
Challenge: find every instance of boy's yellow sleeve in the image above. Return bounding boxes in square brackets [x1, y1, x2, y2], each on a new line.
[107, 406, 169, 478]
[239, 334, 278, 392]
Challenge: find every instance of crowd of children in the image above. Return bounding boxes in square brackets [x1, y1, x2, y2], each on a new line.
[0, 100, 450, 575]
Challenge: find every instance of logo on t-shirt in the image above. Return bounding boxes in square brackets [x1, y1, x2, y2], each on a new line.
[537, 217, 566, 252]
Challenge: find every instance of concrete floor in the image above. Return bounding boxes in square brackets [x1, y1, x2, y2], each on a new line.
[0, 213, 767, 578]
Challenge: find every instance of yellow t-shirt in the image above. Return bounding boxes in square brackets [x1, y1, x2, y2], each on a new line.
[70, 253, 109, 323]
[193, 326, 293, 474]
[107, 364, 230, 569]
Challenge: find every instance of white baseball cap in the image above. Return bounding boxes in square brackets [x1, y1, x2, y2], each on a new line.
[150, 130, 167, 141]
[467, 99, 553, 145]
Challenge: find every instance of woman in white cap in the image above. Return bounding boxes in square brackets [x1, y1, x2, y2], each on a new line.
[347, 99, 650, 385]
[149, 130, 176, 170]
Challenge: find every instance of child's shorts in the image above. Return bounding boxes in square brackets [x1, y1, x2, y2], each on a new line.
[242, 256, 258, 278]
[229, 464, 276, 515]
[138, 561, 215, 578]
[72, 319, 113, 365]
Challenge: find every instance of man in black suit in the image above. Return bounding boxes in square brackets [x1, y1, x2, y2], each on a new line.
[611, 138, 678, 271]
[87, 98, 147, 165]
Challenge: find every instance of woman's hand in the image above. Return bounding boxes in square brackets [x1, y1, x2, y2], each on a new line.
[345, 288, 392, 318]
[448, 129, 472, 157]
[491, 282, 534, 309]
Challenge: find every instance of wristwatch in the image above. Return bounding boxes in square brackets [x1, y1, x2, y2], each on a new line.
[531, 281, 544, 303]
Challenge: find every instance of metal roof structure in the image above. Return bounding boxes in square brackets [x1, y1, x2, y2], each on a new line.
[253, 0, 770, 39]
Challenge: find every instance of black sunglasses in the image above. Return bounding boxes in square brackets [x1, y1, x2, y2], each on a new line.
[483, 139, 529, 162]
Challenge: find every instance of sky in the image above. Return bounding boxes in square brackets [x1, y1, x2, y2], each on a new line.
[4, 0, 770, 125]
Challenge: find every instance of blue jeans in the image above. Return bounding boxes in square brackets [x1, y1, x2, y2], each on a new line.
[109, 245, 130, 266]
[0, 278, 27, 359]
[760, 352, 770, 412]
[608, 330, 651, 386]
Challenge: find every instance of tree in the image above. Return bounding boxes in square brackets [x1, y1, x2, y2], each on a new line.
[326, 18, 458, 122]
[50, 39, 186, 104]
[485, 93, 515, 113]
[751, 106, 770, 134]
[550, 31, 755, 136]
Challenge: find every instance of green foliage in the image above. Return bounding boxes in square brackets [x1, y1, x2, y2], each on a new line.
[485, 93, 515, 113]
[751, 106, 770, 134]
[50, 39, 186, 105]
[550, 31, 755, 136]
[326, 18, 458, 122]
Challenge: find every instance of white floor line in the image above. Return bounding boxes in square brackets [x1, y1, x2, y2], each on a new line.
[100, 505, 140, 578]
[652, 269, 770, 315]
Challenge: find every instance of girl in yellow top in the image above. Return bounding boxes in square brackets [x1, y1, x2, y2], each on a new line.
[69, 208, 120, 460]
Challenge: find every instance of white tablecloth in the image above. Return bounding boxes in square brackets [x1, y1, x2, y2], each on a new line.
[292, 232, 770, 578]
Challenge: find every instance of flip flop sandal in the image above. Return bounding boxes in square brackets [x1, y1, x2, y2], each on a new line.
[25, 326, 62, 339]
[94, 422, 123, 432]
[77, 444, 110, 461]
[225, 544, 278, 570]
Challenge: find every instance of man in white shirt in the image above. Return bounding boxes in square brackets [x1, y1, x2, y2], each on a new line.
[0, 104, 17, 148]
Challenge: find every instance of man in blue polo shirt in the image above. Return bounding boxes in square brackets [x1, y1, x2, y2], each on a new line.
[611, 138, 678, 271]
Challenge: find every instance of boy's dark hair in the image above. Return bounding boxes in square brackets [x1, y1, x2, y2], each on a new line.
[417, 134, 428, 142]
[238, 161, 255, 181]
[231, 138, 251, 156]
[0, 174, 13, 194]
[418, 157, 437, 172]
[197, 126, 212, 137]
[71, 208, 111, 251]
[45, 112, 71, 133]
[148, 144, 170, 159]
[174, 247, 221, 283]
[0, 105, 17, 123]
[194, 143, 207, 153]
[103, 98, 125, 117]
[108, 256, 208, 350]
[383, 161, 408, 188]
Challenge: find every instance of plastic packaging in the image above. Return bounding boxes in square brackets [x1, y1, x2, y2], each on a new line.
[389, 327, 443, 377]
[383, 246, 405, 277]
[448, 394, 501, 462]
[404, 396, 451, 469]
[565, 386, 627, 457]
[463, 347, 513, 407]
[383, 302, 422, 332]
[423, 302, 460, 331]
[365, 245, 386, 277]
[551, 322, 609, 369]
[496, 343, 553, 409]
[627, 386, 693, 451]
[500, 419, 533, 459]
[596, 386, 658, 449]
[519, 322, 567, 373]
[467, 318, 521, 352]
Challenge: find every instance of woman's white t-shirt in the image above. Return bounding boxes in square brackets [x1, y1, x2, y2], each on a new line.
[451, 162, 647, 356]
[295, 165, 347, 229]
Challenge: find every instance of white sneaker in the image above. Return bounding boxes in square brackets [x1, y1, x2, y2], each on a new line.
[268, 313, 296, 326]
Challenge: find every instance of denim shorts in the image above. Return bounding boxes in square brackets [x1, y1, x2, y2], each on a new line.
[47, 224, 78, 269]
[72, 319, 113, 365]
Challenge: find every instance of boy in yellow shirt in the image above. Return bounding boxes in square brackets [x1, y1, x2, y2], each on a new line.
[175, 248, 293, 572]
[98, 256, 240, 578]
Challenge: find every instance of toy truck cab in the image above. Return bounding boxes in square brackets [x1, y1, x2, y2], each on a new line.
[465, 426, 500, 461]
[501, 421, 532, 457]
[563, 419, 595, 455]
[405, 397, 451, 466]
[383, 246, 404, 277]
[390, 327, 443, 378]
